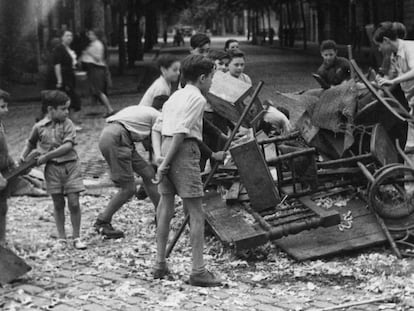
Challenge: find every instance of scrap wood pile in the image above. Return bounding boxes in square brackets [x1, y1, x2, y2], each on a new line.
[191, 60, 414, 261]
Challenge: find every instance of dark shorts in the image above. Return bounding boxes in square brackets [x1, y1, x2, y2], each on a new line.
[44, 160, 85, 195]
[158, 138, 204, 198]
[99, 123, 153, 187]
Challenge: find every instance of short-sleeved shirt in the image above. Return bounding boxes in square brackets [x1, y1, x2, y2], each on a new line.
[139, 76, 171, 106]
[226, 72, 252, 85]
[106, 105, 160, 142]
[156, 84, 206, 141]
[27, 116, 78, 163]
[81, 40, 105, 66]
[390, 39, 414, 107]
[316, 56, 351, 86]
[0, 122, 14, 172]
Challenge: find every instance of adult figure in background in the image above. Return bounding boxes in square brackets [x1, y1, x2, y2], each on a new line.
[53, 30, 82, 129]
[81, 29, 114, 117]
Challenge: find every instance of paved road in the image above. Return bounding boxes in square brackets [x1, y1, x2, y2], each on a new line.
[1, 42, 413, 311]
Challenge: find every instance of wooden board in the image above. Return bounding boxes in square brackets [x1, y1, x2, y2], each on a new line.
[275, 198, 387, 261]
[230, 138, 281, 211]
[0, 246, 31, 284]
[203, 191, 268, 250]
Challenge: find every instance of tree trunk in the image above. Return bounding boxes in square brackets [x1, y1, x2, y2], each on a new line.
[279, 2, 284, 48]
[92, 0, 105, 31]
[144, 5, 157, 51]
[300, 0, 307, 49]
[118, 10, 126, 74]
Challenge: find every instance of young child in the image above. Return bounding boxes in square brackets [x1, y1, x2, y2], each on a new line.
[20, 90, 87, 249]
[0, 90, 15, 247]
[224, 39, 239, 52]
[208, 50, 230, 73]
[152, 54, 222, 287]
[139, 54, 180, 106]
[190, 33, 211, 57]
[94, 104, 162, 239]
[316, 40, 351, 86]
[227, 49, 252, 85]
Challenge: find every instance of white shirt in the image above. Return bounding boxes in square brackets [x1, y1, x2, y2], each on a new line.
[107, 106, 160, 142]
[263, 106, 293, 133]
[155, 84, 206, 141]
[81, 40, 105, 66]
[391, 39, 414, 107]
[139, 76, 171, 106]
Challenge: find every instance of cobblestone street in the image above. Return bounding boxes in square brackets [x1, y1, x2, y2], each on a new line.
[1, 40, 414, 311]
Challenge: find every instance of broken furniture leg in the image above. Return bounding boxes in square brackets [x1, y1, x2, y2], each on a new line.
[0, 245, 31, 284]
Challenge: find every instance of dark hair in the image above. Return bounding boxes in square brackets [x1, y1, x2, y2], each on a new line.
[156, 54, 179, 70]
[392, 22, 406, 39]
[0, 89, 10, 102]
[190, 33, 210, 49]
[152, 95, 169, 110]
[59, 29, 73, 38]
[373, 23, 398, 43]
[224, 39, 238, 50]
[208, 50, 229, 61]
[41, 90, 70, 109]
[181, 54, 214, 83]
[320, 40, 337, 52]
[228, 49, 245, 62]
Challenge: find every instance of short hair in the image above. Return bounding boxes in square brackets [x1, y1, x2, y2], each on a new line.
[0, 89, 10, 102]
[181, 54, 214, 83]
[373, 23, 398, 43]
[207, 50, 229, 61]
[156, 54, 179, 70]
[228, 49, 245, 62]
[190, 33, 210, 49]
[393, 22, 406, 39]
[41, 90, 70, 109]
[224, 39, 238, 50]
[152, 95, 169, 110]
[320, 40, 337, 52]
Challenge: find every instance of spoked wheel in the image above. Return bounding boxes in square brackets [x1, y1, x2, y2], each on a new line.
[368, 165, 414, 219]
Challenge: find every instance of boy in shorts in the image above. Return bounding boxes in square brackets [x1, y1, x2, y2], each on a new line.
[152, 54, 222, 287]
[0, 90, 15, 247]
[95, 105, 162, 239]
[20, 90, 86, 250]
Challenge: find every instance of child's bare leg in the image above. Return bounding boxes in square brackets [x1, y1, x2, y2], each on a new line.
[140, 165, 160, 208]
[67, 192, 81, 238]
[0, 199, 8, 245]
[156, 194, 175, 264]
[98, 92, 114, 114]
[51, 194, 66, 239]
[184, 197, 205, 273]
[98, 183, 135, 223]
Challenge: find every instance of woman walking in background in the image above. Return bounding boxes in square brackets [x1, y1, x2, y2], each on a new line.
[81, 29, 114, 117]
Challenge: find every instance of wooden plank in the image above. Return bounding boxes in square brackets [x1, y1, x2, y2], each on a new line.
[298, 196, 341, 227]
[0, 246, 31, 284]
[275, 198, 387, 260]
[203, 191, 268, 250]
[225, 181, 241, 204]
[230, 138, 281, 211]
[208, 70, 252, 105]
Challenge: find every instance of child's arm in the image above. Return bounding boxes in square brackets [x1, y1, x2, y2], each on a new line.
[151, 116, 163, 165]
[37, 142, 74, 165]
[20, 126, 39, 161]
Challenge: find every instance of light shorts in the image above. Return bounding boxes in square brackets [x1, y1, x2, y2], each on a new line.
[158, 138, 204, 198]
[44, 160, 85, 195]
[99, 122, 153, 187]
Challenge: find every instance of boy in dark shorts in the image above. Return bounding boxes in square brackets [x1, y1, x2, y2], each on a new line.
[152, 54, 222, 287]
[94, 105, 161, 239]
[21, 90, 87, 250]
[0, 90, 15, 247]
[316, 40, 351, 86]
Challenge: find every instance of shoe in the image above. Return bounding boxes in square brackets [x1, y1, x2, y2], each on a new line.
[153, 262, 170, 279]
[136, 185, 148, 200]
[73, 237, 87, 250]
[189, 270, 223, 287]
[55, 239, 67, 250]
[94, 219, 125, 239]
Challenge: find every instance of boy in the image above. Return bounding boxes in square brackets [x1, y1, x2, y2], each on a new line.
[208, 50, 230, 73]
[190, 33, 211, 57]
[152, 54, 222, 287]
[316, 40, 351, 86]
[21, 90, 86, 249]
[227, 49, 252, 85]
[94, 105, 162, 239]
[139, 54, 180, 106]
[0, 90, 15, 247]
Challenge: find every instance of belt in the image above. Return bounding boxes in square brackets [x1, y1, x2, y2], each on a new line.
[109, 121, 134, 142]
[48, 159, 76, 165]
[162, 135, 199, 142]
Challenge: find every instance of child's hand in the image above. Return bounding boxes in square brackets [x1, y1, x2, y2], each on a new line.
[211, 151, 226, 162]
[152, 162, 170, 184]
[37, 154, 48, 165]
[153, 156, 165, 167]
